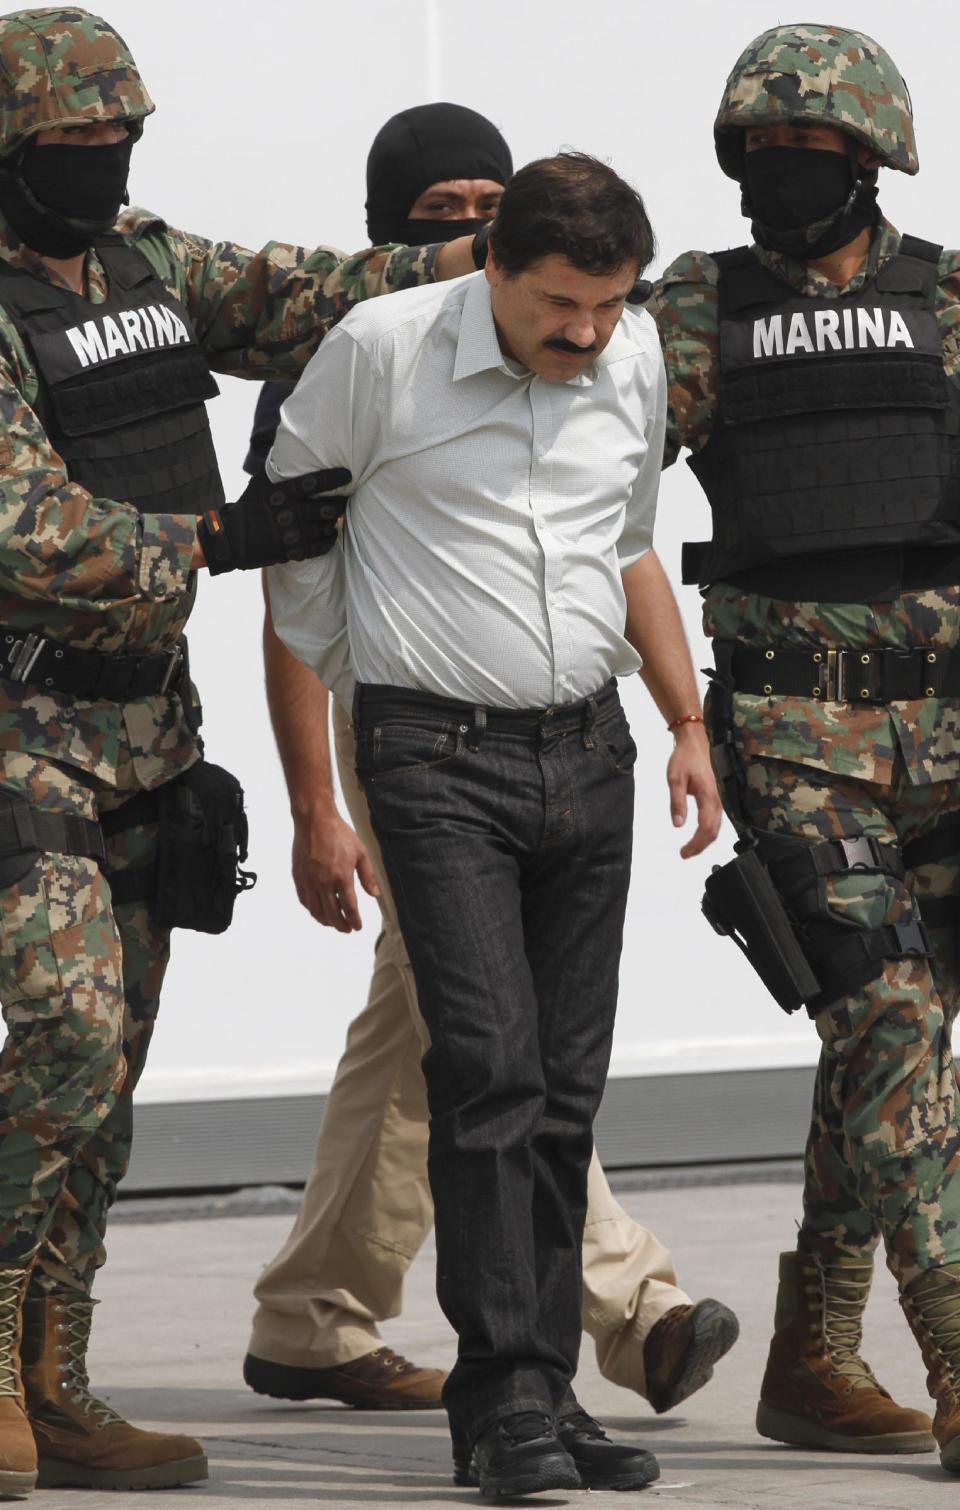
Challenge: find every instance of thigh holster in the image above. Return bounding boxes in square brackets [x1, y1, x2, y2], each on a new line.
[704, 830, 931, 1016]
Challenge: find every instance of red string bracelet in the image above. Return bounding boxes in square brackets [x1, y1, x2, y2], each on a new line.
[667, 713, 704, 733]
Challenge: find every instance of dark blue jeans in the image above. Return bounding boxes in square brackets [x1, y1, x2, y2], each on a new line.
[354, 680, 636, 1448]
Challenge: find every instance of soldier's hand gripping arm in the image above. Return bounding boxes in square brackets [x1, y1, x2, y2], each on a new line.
[193, 465, 351, 574]
[263, 580, 378, 933]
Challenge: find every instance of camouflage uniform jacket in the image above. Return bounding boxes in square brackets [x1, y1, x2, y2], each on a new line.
[0, 209, 438, 788]
[650, 221, 960, 787]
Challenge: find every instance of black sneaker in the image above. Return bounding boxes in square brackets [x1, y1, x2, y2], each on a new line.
[558, 1407, 660, 1490]
[469, 1412, 580, 1496]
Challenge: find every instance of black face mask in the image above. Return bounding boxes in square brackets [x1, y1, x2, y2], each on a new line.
[742, 145, 879, 259]
[365, 102, 512, 247]
[391, 215, 489, 249]
[0, 134, 134, 257]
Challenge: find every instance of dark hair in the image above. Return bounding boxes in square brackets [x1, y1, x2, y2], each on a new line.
[489, 151, 655, 277]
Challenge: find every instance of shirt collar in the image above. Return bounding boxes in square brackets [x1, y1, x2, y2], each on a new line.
[452, 272, 599, 386]
[754, 219, 901, 299]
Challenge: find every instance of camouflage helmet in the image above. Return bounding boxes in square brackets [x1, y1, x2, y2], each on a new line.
[0, 7, 153, 159]
[715, 23, 917, 181]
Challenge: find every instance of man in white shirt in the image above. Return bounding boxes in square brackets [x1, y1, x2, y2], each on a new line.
[269, 152, 721, 1497]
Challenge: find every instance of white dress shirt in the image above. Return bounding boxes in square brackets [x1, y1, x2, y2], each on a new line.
[267, 271, 666, 709]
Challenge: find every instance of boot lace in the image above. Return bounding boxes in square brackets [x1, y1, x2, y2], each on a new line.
[809, 1260, 880, 1391]
[0, 1269, 24, 1396]
[906, 1270, 960, 1393]
[55, 1297, 124, 1429]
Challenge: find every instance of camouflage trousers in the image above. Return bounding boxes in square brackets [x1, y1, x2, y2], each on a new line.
[739, 753, 960, 1288]
[0, 748, 168, 1292]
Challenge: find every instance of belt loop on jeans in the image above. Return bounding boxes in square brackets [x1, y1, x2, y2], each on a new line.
[467, 706, 487, 753]
[581, 695, 598, 749]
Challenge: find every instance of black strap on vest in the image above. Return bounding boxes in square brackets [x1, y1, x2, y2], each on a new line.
[0, 800, 104, 865]
[0, 630, 188, 702]
[725, 643, 960, 703]
[898, 233, 944, 265]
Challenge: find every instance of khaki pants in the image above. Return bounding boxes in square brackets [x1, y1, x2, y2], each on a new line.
[248, 700, 689, 1398]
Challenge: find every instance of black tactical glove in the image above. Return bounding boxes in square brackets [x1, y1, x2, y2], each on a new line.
[198, 466, 352, 576]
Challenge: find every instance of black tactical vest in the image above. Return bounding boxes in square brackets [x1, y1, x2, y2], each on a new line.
[0, 235, 225, 515]
[683, 235, 960, 593]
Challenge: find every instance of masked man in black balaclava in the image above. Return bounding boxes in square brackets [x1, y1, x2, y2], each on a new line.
[245, 103, 740, 1419]
[245, 103, 512, 470]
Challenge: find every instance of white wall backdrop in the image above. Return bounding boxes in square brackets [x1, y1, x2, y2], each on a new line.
[94, 0, 950, 1101]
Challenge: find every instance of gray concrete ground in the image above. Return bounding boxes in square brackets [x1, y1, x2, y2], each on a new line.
[40, 1177, 950, 1510]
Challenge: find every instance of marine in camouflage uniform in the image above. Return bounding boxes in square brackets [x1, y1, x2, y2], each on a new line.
[649, 22, 960, 1473]
[0, 7, 442, 1498]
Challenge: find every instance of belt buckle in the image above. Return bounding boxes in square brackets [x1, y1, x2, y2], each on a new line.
[6, 633, 46, 684]
[820, 649, 846, 702]
[159, 644, 182, 695]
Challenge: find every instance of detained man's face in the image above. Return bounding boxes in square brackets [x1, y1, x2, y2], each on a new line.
[485, 252, 636, 383]
[407, 177, 504, 221]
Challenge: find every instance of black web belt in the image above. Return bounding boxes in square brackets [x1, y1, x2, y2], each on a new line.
[0, 630, 187, 701]
[727, 643, 960, 703]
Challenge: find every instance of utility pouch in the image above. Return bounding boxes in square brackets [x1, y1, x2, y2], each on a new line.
[702, 845, 821, 1014]
[149, 761, 256, 933]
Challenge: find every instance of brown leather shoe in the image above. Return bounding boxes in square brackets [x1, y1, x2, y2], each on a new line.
[243, 1345, 446, 1409]
[0, 1269, 37, 1499]
[22, 1287, 207, 1490]
[643, 1298, 739, 1413]
[757, 1251, 934, 1455]
[901, 1263, 960, 1472]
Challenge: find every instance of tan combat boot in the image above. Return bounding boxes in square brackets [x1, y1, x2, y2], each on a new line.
[0, 1269, 37, 1499]
[756, 1250, 935, 1454]
[900, 1263, 960, 1472]
[21, 1286, 208, 1490]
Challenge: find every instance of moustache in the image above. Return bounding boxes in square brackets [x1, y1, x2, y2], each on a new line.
[544, 337, 596, 356]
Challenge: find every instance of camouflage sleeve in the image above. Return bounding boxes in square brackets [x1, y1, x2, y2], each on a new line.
[156, 223, 442, 382]
[647, 250, 720, 468]
[937, 246, 960, 378]
[0, 329, 194, 613]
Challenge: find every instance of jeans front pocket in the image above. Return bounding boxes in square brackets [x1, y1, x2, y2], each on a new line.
[594, 708, 637, 777]
[363, 721, 466, 783]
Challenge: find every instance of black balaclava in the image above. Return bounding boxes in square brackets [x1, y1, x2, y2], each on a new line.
[0, 130, 134, 257]
[365, 102, 512, 247]
[741, 139, 879, 260]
